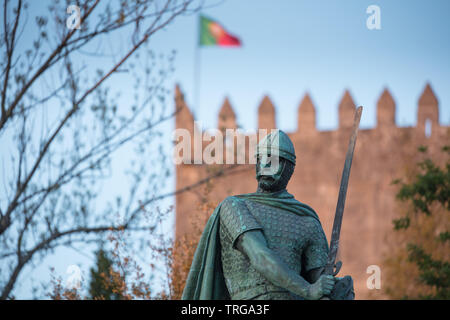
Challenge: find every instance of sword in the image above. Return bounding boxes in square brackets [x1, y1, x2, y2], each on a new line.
[323, 106, 363, 277]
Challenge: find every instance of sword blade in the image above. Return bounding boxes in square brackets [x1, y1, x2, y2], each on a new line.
[324, 106, 363, 276]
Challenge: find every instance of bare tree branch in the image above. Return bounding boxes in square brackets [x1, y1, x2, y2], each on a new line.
[0, 0, 208, 300]
[1, 0, 22, 117]
[0, 0, 100, 131]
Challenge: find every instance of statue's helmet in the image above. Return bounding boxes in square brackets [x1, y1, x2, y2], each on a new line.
[255, 129, 296, 165]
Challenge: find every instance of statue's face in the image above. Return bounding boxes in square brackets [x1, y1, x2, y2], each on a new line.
[256, 154, 294, 192]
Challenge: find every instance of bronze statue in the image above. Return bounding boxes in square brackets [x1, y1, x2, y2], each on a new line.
[182, 124, 358, 300]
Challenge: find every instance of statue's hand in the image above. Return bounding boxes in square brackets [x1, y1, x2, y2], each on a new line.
[329, 275, 355, 300]
[308, 275, 335, 300]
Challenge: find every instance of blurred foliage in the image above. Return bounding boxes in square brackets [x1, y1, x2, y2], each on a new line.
[46, 182, 218, 300]
[88, 248, 124, 300]
[385, 145, 449, 299]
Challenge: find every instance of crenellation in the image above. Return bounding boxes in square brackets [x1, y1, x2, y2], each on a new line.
[258, 95, 276, 131]
[417, 83, 439, 138]
[297, 93, 317, 134]
[218, 97, 237, 132]
[338, 90, 356, 129]
[377, 88, 396, 127]
[175, 84, 195, 135]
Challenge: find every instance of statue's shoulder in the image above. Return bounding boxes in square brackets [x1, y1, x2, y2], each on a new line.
[220, 195, 235, 206]
[219, 196, 262, 240]
[220, 195, 248, 211]
[304, 215, 323, 229]
[288, 210, 321, 231]
[219, 196, 254, 223]
[289, 196, 322, 223]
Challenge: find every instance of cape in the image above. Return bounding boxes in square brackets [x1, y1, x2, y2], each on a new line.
[181, 190, 320, 300]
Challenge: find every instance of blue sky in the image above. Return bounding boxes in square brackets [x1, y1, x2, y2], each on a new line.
[149, 0, 450, 131]
[5, 0, 450, 298]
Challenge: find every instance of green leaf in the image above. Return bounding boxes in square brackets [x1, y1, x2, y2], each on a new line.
[393, 216, 410, 230]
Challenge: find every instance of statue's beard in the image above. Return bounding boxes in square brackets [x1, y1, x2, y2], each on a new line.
[258, 176, 277, 190]
[257, 159, 295, 193]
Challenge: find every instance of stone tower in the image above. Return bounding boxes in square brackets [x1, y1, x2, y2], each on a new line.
[218, 97, 237, 132]
[377, 88, 396, 127]
[258, 95, 276, 131]
[418, 84, 439, 138]
[297, 93, 317, 135]
[339, 90, 356, 129]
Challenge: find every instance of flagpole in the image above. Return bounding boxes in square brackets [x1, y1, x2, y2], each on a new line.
[193, 13, 201, 120]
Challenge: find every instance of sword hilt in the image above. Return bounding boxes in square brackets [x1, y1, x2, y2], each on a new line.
[333, 261, 342, 276]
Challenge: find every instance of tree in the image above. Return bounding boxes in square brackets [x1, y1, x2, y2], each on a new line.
[0, 0, 202, 299]
[384, 145, 449, 299]
[88, 247, 122, 300]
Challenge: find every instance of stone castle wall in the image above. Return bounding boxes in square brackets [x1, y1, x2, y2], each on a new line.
[174, 83, 449, 299]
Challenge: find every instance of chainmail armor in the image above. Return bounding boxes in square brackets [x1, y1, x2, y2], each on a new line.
[219, 196, 328, 300]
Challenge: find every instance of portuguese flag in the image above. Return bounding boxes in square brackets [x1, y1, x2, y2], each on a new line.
[199, 15, 241, 47]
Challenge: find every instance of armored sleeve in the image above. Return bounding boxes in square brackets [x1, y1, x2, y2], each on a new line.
[302, 219, 329, 273]
[219, 196, 263, 249]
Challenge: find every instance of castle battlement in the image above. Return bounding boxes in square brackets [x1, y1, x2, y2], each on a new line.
[175, 83, 442, 139]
